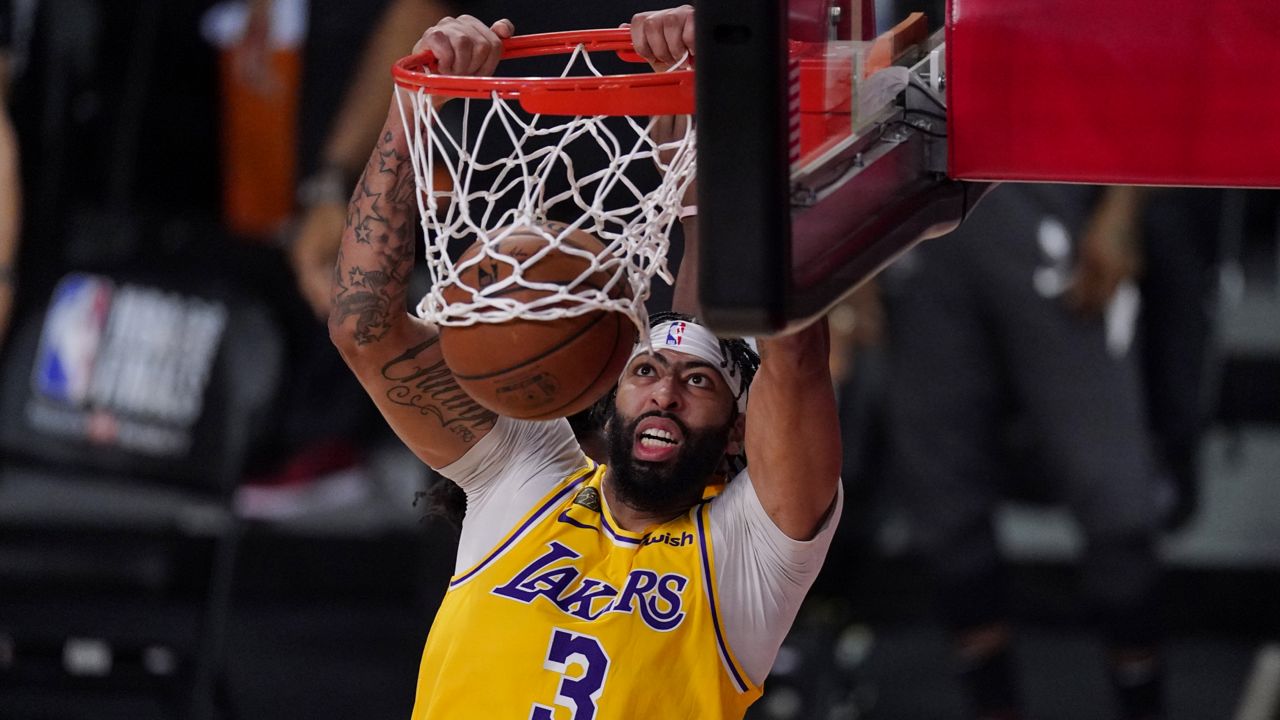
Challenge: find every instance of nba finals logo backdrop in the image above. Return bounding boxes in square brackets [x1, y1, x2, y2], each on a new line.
[27, 273, 228, 457]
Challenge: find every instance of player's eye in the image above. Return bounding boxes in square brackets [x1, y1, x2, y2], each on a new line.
[634, 362, 655, 376]
[687, 373, 711, 387]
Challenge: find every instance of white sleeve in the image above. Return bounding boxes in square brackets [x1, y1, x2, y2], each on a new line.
[437, 415, 587, 573]
[708, 470, 843, 686]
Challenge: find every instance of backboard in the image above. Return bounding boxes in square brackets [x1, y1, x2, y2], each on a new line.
[695, 0, 988, 335]
[695, 0, 1280, 336]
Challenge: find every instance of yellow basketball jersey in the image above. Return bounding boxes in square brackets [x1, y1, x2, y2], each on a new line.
[411, 462, 762, 720]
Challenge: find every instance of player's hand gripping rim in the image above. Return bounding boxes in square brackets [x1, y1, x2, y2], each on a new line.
[414, 15, 515, 78]
[625, 5, 695, 73]
[626, 6, 695, 185]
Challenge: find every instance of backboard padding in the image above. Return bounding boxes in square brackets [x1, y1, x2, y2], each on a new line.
[947, 0, 1280, 186]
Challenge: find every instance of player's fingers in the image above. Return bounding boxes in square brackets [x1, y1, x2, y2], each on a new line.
[454, 14, 487, 33]
[644, 14, 674, 65]
[474, 18, 512, 75]
[662, 11, 688, 65]
[628, 13, 653, 64]
[490, 18, 515, 39]
[450, 23, 478, 75]
[681, 9, 696, 56]
[413, 17, 442, 55]
[464, 17, 501, 75]
[422, 27, 457, 74]
[453, 15, 502, 76]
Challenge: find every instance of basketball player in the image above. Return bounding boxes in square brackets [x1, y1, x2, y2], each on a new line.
[328, 7, 843, 719]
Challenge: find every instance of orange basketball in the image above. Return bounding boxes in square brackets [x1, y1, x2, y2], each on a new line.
[439, 224, 637, 420]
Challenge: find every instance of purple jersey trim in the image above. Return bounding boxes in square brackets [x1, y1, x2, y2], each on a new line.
[599, 506, 643, 546]
[449, 470, 592, 588]
[557, 509, 598, 532]
[696, 505, 751, 693]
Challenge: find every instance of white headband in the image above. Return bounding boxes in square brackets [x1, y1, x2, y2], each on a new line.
[628, 320, 748, 411]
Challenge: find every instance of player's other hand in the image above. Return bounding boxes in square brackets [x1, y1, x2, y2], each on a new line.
[415, 16, 515, 77]
[627, 5, 694, 73]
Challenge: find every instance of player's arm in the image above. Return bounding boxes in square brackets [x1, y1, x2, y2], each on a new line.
[328, 15, 513, 469]
[631, 7, 841, 537]
[630, 10, 834, 686]
[628, 6, 698, 312]
[745, 322, 841, 540]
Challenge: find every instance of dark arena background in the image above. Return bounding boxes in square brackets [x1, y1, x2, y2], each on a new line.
[1, 1, 1279, 719]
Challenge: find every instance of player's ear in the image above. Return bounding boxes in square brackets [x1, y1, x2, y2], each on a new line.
[599, 401, 618, 437]
[725, 413, 746, 456]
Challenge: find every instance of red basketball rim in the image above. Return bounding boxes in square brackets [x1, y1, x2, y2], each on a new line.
[392, 28, 695, 116]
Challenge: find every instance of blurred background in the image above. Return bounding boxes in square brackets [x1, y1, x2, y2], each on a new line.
[0, 1, 1277, 719]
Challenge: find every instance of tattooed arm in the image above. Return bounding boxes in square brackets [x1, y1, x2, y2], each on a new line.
[328, 15, 514, 469]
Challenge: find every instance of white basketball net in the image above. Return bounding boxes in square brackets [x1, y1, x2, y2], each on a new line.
[395, 46, 696, 333]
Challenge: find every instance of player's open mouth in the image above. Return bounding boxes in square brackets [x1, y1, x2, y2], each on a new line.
[633, 418, 683, 462]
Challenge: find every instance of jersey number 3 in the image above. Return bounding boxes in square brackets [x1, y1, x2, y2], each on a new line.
[530, 628, 610, 720]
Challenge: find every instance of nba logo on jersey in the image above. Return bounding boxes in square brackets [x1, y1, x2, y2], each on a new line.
[665, 321, 686, 346]
[33, 274, 113, 406]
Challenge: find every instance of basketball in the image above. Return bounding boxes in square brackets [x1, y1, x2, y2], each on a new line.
[438, 224, 637, 420]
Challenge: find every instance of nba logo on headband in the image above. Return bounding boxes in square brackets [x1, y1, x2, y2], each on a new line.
[664, 321, 686, 346]
[632, 319, 749, 412]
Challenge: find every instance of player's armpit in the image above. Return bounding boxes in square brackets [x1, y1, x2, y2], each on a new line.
[742, 319, 842, 540]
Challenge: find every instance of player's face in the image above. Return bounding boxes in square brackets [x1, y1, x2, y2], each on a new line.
[605, 350, 740, 514]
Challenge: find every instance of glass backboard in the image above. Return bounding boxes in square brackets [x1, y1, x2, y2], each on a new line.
[694, 0, 990, 335]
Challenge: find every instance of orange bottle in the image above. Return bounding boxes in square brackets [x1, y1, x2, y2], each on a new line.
[218, 44, 300, 240]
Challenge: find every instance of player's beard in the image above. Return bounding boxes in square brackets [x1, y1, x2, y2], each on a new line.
[605, 409, 732, 517]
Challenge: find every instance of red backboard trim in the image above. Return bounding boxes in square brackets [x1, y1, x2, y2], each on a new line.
[947, 0, 1280, 187]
